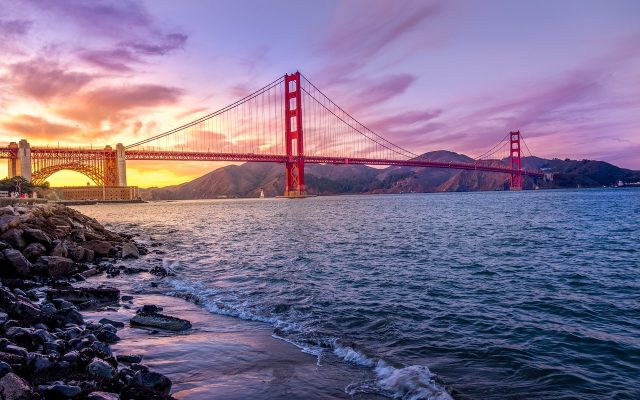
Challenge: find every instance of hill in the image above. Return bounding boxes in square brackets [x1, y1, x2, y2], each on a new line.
[139, 151, 640, 199]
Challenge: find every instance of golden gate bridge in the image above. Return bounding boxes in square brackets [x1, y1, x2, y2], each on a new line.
[1, 72, 543, 195]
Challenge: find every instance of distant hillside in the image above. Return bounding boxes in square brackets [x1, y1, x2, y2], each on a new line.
[139, 151, 640, 200]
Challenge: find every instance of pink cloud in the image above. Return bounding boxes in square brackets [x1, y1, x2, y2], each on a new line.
[78, 48, 141, 72]
[350, 74, 417, 111]
[55, 84, 184, 127]
[6, 58, 94, 102]
[318, 1, 443, 81]
[1, 114, 80, 139]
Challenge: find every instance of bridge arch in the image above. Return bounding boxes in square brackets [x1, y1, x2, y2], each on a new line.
[31, 164, 107, 186]
[30, 149, 118, 187]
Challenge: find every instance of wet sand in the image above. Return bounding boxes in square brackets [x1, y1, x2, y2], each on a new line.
[81, 274, 379, 399]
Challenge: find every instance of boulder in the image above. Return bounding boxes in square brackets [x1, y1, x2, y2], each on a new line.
[0, 351, 25, 365]
[0, 372, 34, 400]
[21, 242, 47, 262]
[45, 286, 120, 303]
[2, 249, 32, 278]
[87, 358, 115, 379]
[44, 384, 82, 398]
[133, 370, 172, 395]
[0, 229, 26, 249]
[23, 228, 51, 247]
[130, 312, 191, 331]
[116, 354, 142, 364]
[121, 242, 139, 259]
[0, 361, 11, 378]
[65, 244, 86, 262]
[99, 318, 125, 328]
[0, 288, 43, 322]
[81, 240, 114, 257]
[50, 241, 68, 257]
[0, 215, 18, 233]
[34, 256, 76, 278]
[88, 391, 120, 400]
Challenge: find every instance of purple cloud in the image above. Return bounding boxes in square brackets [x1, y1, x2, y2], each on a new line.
[122, 33, 188, 56]
[350, 74, 417, 111]
[371, 109, 442, 132]
[318, 1, 443, 80]
[24, 0, 152, 37]
[78, 48, 141, 72]
[0, 19, 33, 37]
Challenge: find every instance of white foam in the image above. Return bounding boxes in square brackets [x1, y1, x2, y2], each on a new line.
[163, 277, 453, 400]
[374, 361, 453, 400]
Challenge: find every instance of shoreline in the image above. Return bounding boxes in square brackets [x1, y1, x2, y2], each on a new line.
[0, 203, 179, 399]
[0, 203, 389, 399]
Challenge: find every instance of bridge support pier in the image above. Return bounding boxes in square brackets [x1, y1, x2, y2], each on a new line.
[7, 142, 18, 178]
[17, 139, 32, 182]
[284, 72, 306, 197]
[116, 143, 127, 186]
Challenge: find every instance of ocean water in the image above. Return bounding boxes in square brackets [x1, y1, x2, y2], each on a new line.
[76, 188, 640, 399]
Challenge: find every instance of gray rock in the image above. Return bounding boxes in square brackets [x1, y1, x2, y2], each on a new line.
[0, 312, 7, 325]
[121, 242, 139, 259]
[88, 391, 120, 400]
[130, 312, 192, 331]
[0, 288, 42, 322]
[21, 242, 46, 262]
[27, 352, 53, 374]
[87, 358, 115, 379]
[116, 354, 142, 364]
[33, 329, 57, 343]
[4, 345, 27, 358]
[34, 256, 76, 278]
[96, 329, 120, 343]
[81, 240, 114, 257]
[23, 228, 51, 247]
[77, 300, 101, 310]
[99, 318, 124, 328]
[133, 370, 172, 395]
[91, 341, 112, 357]
[0, 351, 25, 365]
[0, 372, 34, 400]
[0, 361, 11, 378]
[62, 351, 80, 363]
[0, 229, 26, 249]
[44, 384, 82, 398]
[65, 244, 87, 262]
[50, 241, 68, 257]
[45, 286, 120, 303]
[2, 249, 32, 278]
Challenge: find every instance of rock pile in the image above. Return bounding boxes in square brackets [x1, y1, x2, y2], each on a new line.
[0, 204, 175, 399]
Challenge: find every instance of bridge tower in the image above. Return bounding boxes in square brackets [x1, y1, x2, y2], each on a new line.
[7, 142, 18, 178]
[284, 72, 305, 197]
[17, 139, 32, 182]
[509, 131, 522, 190]
[116, 143, 127, 186]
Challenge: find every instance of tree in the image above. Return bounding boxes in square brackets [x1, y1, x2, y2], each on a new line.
[0, 177, 49, 194]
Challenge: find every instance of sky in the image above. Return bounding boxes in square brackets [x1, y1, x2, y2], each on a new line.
[0, 0, 639, 187]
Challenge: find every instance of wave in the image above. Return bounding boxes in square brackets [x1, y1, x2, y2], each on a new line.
[161, 274, 453, 400]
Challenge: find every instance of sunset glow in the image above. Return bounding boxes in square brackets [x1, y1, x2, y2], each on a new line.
[1, 0, 639, 187]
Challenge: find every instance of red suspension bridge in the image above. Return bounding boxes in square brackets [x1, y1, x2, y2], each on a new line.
[2, 72, 543, 195]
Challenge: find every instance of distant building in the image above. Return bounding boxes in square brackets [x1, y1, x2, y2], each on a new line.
[52, 186, 140, 201]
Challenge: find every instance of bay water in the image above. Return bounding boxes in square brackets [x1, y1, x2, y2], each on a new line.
[76, 188, 640, 399]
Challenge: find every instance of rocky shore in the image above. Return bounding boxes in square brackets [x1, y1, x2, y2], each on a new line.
[0, 204, 190, 399]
